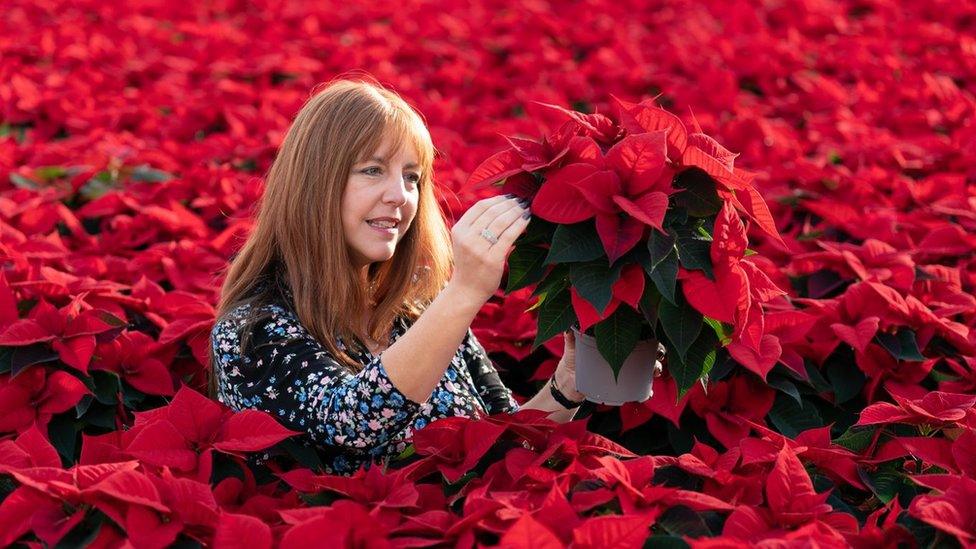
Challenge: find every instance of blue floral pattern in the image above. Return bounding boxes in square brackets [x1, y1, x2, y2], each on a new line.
[210, 293, 519, 475]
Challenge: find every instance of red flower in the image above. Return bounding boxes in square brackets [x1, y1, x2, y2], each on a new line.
[909, 475, 976, 545]
[0, 367, 89, 433]
[409, 413, 511, 483]
[688, 375, 775, 449]
[571, 514, 655, 549]
[856, 389, 976, 428]
[614, 96, 785, 247]
[279, 500, 398, 546]
[762, 445, 833, 527]
[119, 386, 300, 478]
[214, 512, 273, 549]
[0, 486, 78, 547]
[679, 202, 786, 378]
[472, 288, 539, 361]
[92, 330, 177, 396]
[0, 424, 61, 470]
[718, 445, 857, 545]
[532, 131, 674, 262]
[618, 372, 693, 432]
[742, 424, 866, 491]
[0, 298, 122, 373]
[466, 126, 574, 191]
[849, 500, 915, 549]
[156, 290, 218, 367]
[466, 103, 621, 195]
[791, 238, 917, 293]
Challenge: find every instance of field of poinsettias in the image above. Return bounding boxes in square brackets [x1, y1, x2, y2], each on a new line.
[2, 0, 975, 546]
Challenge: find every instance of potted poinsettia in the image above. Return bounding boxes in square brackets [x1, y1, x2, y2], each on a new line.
[468, 97, 788, 405]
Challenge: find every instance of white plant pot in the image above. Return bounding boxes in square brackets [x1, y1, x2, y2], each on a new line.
[572, 326, 658, 406]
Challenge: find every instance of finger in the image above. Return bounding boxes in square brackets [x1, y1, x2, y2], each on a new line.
[468, 206, 525, 254]
[472, 198, 524, 235]
[454, 195, 512, 229]
[471, 196, 525, 230]
[488, 213, 531, 261]
[483, 203, 529, 244]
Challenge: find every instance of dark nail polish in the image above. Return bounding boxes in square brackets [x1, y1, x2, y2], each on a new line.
[521, 210, 531, 219]
[504, 193, 516, 198]
[517, 198, 529, 208]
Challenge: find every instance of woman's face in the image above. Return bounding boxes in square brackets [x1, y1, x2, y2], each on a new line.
[341, 134, 421, 270]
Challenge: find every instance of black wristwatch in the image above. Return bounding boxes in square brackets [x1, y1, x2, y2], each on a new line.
[549, 375, 586, 409]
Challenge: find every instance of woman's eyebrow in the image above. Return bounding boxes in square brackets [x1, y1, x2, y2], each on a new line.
[364, 156, 420, 169]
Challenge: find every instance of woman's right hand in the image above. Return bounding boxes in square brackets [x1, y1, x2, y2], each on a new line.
[448, 194, 531, 304]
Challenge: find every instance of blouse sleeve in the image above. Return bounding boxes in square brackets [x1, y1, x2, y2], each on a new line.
[218, 304, 424, 452]
[460, 328, 520, 414]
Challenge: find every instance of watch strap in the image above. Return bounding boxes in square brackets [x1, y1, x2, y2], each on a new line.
[549, 375, 586, 409]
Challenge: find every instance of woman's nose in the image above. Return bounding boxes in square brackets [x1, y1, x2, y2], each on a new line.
[382, 174, 410, 204]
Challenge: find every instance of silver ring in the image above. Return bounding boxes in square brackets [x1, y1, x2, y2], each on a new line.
[480, 228, 499, 245]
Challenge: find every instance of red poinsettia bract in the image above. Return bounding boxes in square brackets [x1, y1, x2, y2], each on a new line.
[680, 202, 787, 378]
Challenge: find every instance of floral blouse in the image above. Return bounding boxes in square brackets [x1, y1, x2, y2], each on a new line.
[210, 285, 520, 475]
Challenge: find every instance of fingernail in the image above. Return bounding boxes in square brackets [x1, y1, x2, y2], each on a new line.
[517, 198, 529, 208]
[504, 193, 516, 198]
[521, 210, 531, 219]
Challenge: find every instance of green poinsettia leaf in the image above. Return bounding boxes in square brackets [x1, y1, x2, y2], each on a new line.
[833, 426, 875, 453]
[532, 287, 575, 350]
[649, 250, 678, 305]
[767, 392, 824, 437]
[646, 229, 677, 272]
[570, 259, 621, 314]
[658, 291, 703, 363]
[638, 282, 662, 328]
[531, 264, 569, 298]
[669, 327, 718, 400]
[505, 244, 548, 293]
[676, 238, 713, 278]
[545, 220, 604, 264]
[593, 305, 643, 380]
[673, 168, 723, 217]
[516, 216, 557, 246]
[875, 329, 926, 361]
[702, 317, 733, 344]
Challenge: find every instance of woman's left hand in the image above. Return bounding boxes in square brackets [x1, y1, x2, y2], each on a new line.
[553, 330, 586, 402]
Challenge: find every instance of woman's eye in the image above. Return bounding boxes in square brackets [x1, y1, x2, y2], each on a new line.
[359, 166, 419, 185]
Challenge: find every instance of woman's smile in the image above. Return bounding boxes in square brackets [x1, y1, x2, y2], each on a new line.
[366, 221, 397, 237]
[366, 217, 400, 237]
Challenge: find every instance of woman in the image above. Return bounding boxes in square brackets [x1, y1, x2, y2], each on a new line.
[207, 78, 593, 475]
